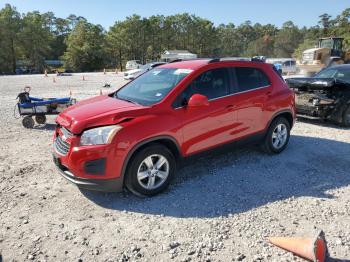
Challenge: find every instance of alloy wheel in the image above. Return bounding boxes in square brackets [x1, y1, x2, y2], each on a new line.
[137, 154, 169, 190]
[272, 123, 288, 149]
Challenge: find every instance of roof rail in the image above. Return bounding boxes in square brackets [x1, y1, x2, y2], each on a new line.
[169, 57, 266, 64]
[208, 58, 220, 63]
[208, 57, 267, 63]
[170, 58, 217, 63]
[169, 59, 183, 63]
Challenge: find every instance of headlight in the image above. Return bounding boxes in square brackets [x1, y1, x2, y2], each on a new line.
[80, 125, 122, 146]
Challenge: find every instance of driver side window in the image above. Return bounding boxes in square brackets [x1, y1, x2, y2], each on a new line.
[173, 68, 230, 108]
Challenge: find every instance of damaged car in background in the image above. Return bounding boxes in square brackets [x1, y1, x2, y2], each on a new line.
[286, 64, 350, 127]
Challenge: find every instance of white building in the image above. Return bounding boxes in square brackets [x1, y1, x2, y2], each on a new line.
[161, 50, 197, 62]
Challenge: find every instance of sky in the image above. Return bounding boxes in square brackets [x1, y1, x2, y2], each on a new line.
[0, 0, 349, 29]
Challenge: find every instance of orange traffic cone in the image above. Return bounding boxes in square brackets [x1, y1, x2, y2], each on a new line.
[269, 231, 328, 262]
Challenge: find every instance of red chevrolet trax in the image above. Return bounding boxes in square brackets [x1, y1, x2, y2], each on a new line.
[53, 59, 296, 196]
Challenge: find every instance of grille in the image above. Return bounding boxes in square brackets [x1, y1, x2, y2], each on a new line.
[54, 135, 70, 155]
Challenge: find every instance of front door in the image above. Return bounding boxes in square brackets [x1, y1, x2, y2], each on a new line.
[173, 67, 237, 155]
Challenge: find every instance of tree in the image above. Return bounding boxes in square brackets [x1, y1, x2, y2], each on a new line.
[106, 21, 128, 70]
[319, 13, 332, 34]
[19, 11, 53, 71]
[63, 20, 107, 71]
[2, 4, 350, 73]
[274, 21, 303, 57]
[0, 4, 21, 73]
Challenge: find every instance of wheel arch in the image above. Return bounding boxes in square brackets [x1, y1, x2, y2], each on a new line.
[120, 135, 182, 185]
[267, 110, 294, 130]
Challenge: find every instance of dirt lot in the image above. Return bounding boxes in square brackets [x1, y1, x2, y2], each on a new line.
[0, 73, 349, 262]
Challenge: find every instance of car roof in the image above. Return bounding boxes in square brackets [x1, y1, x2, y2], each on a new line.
[159, 59, 268, 70]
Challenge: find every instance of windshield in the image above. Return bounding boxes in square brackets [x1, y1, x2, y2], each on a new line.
[315, 67, 350, 83]
[319, 39, 333, 49]
[115, 68, 192, 105]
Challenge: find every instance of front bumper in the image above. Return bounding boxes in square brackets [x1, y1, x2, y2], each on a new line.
[52, 125, 127, 192]
[53, 154, 123, 192]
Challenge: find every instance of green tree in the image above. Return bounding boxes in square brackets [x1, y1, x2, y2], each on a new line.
[19, 11, 53, 71]
[63, 20, 107, 71]
[0, 4, 21, 73]
[274, 21, 303, 57]
[106, 21, 128, 70]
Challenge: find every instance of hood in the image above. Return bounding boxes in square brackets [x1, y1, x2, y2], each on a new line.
[56, 95, 147, 134]
[303, 47, 321, 54]
[302, 47, 329, 55]
[286, 77, 350, 91]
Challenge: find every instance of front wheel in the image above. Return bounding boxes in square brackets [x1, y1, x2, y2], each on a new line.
[261, 117, 291, 154]
[125, 144, 176, 196]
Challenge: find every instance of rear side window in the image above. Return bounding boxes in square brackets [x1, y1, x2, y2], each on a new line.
[235, 67, 270, 92]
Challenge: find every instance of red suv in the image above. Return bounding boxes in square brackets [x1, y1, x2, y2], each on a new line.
[53, 59, 295, 196]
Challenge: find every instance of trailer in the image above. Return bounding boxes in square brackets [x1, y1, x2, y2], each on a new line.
[16, 88, 76, 128]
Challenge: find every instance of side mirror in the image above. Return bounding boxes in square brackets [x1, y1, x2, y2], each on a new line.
[187, 94, 209, 108]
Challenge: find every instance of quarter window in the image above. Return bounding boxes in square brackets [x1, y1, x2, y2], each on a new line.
[235, 67, 270, 92]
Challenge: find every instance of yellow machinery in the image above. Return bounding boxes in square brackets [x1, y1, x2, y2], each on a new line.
[297, 37, 350, 76]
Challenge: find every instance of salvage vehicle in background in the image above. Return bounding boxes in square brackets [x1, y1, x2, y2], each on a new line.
[266, 58, 297, 75]
[123, 62, 166, 80]
[53, 59, 295, 196]
[297, 37, 350, 76]
[125, 60, 143, 70]
[286, 64, 350, 127]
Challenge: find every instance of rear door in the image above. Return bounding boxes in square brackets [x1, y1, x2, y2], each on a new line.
[172, 67, 237, 155]
[230, 66, 272, 138]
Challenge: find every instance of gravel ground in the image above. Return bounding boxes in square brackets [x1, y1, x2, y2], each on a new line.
[0, 73, 349, 262]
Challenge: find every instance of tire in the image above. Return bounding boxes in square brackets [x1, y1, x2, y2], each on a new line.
[261, 117, 291, 154]
[125, 143, 176, 196]
[22, 116, 35, 128]
[35, 114, 46, 124]
[342, 105, 350, 127]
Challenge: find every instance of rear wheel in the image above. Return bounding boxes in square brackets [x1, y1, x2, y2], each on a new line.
[342, 105, 350, 127]
[125, 144, 176, 196]
[261, 117, 291, 154]
[22, 116, 35, 128]
[35, 114, 46, 124]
